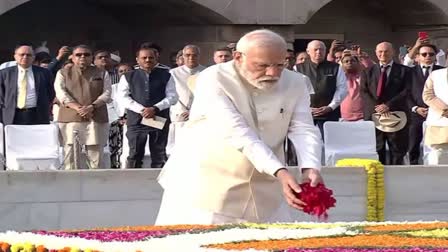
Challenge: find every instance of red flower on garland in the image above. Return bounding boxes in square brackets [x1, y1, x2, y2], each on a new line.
[296, 183, 336, 220]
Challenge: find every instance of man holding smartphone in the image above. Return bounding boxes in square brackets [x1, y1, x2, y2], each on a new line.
[404, 35, 445, 164]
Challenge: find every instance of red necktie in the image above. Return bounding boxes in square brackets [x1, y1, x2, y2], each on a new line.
[376, 65, 390, 97]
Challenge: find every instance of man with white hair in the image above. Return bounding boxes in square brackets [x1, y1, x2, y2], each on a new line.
[296, 40, 347, 138]
[156, 29, 323, 225]
[166, 44, 206, 152]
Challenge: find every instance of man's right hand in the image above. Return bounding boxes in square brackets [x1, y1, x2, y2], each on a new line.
[141, 107, 157, 118]
[415, 37, 430, 48]
[442, 109, 448, 118]
[275, 169, 306, 211]
[56, 46, 71, 61]
[416, 107, 428, 118]
[180, 111, 190, 121]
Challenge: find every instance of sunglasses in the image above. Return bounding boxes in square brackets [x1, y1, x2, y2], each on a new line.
[74, 53, 92, 57]
[420, 52, 435, 57]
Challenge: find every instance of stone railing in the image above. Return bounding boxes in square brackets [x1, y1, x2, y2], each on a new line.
[0, 166, 447, 231]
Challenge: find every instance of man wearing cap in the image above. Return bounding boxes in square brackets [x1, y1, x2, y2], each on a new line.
[361, 42, 411, 165]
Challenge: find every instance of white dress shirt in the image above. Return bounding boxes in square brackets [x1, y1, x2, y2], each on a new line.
[17, 65, 37, 108]
[379, 61, 394, 77]
[328, 65, 348, 110]
[117, 72, 177, 114]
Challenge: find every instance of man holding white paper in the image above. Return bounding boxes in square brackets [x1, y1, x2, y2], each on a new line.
[117, 44, 177, 168]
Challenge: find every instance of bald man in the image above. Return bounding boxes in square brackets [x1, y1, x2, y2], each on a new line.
[295, 40, 347, 139]
[156, 29, 322, 225]
[360, 42, 411, 165]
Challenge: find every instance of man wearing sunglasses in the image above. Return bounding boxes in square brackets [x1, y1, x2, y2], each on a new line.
[55, 45, 112, 170]
[405, 43, 444, 164]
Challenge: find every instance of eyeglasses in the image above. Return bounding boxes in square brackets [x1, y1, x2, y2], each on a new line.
[342, 59, 357, 63]
[420, 52, 435, 57]
[74, 53, 92, 57]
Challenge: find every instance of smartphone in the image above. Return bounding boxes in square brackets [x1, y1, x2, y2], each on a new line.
[418, 31, 429, 40]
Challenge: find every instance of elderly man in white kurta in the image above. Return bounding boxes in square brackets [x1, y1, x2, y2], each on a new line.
[156, 29, 323, 225]
[55, 45, 111, 169]
[166, 45, 206, 152]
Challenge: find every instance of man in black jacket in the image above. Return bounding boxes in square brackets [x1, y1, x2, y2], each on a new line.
[117, 45, 177, 168]
[361, 42, 411, 165]
[295, 40, 347, 138]
[405, 43, 444, 164]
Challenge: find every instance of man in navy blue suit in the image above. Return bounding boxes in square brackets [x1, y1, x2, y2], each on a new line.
[0, 45, 55, 125]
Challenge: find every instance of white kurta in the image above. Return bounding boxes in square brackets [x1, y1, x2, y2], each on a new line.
[167, 65, 206, 153]
[156, 62, 322, 225]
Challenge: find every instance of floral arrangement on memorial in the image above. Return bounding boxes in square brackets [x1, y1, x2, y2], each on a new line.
[1, 222, 448, 251]
[336, 158, 385, 222]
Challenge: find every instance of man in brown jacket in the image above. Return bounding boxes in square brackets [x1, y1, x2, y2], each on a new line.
[55, 45, 111, 169]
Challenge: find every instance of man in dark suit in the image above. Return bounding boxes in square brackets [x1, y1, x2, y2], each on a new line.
[406, 43, 444, 164]
[361, 42, 411, 165]
[0, 45, 55, 125]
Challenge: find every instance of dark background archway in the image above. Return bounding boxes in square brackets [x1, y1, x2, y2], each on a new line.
[0, 0, 231, 64]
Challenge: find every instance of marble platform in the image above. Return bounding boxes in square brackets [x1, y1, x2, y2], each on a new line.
[0, 166, 447, 231]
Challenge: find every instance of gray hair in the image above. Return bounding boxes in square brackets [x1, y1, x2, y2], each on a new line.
[306, 40, 326, 51]
[182, 44, 201, 55]
[236, 29, 287, 53]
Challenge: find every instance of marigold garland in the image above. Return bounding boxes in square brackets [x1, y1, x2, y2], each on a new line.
[336, 159, 385, 222]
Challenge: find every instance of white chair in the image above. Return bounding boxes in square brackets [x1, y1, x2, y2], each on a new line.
[324, 121, 378, 166]
[120, 125, 151, 168]
[5, 124, 61, 170]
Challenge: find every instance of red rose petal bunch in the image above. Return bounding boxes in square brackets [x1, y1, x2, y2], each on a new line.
[296, 182, 336, 220]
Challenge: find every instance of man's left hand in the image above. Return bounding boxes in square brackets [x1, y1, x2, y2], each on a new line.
[301, 168, 324, 187]
[375, 104, 390, 114]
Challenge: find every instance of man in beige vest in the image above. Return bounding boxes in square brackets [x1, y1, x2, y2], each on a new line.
[55, 45, 111, 169]
[156, 29, 323, 225]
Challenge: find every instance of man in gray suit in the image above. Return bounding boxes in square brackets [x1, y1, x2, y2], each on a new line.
[0, 45, 55, 125]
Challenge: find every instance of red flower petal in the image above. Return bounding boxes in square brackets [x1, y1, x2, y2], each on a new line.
[295, 183, 336, 220]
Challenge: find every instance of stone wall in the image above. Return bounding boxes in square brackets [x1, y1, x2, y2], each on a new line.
[1, 166, 447, 231]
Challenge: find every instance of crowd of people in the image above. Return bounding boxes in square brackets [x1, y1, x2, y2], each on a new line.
[0, 31, 446, 169]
